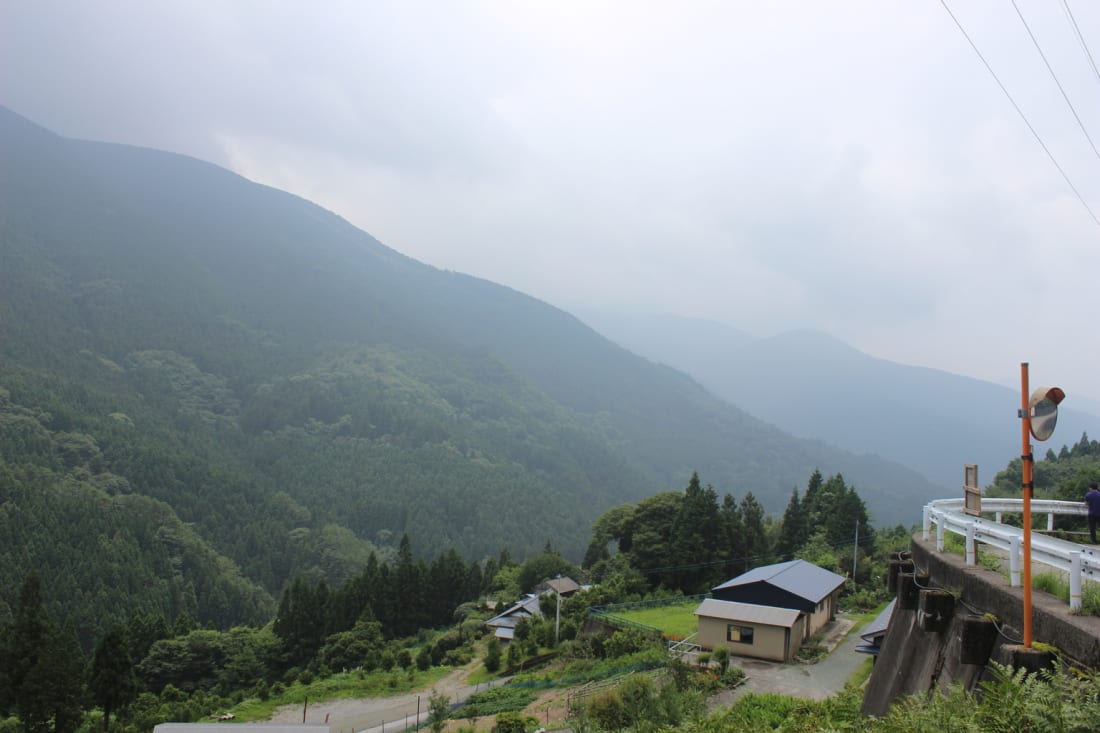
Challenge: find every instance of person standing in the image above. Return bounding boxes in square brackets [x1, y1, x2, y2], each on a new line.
[1085, 482, 1100, 544]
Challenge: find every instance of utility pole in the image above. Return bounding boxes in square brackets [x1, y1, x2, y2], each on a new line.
[852, 520, 859, 582]
[554, 574, 562, 645]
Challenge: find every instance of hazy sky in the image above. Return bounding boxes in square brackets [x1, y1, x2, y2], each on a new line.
[3, 1, 1100, 401]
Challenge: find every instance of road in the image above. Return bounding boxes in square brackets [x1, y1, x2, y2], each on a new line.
[269, 617, 867, 731]
[268, 669, 509, 733]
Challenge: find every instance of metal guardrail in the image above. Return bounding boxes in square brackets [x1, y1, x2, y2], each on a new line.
[922, 497, 1100, 610]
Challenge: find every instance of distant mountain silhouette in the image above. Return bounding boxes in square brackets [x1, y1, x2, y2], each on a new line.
[579, 312, 1098, 490]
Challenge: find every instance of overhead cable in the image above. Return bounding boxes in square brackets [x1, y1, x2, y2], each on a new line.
[1061, 0, 1100, 86]
[939, 0, 1100, 227]
[1011, 0, 1100, 160]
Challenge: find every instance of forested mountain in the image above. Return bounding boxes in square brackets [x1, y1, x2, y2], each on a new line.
[0, 106, 942, 634]
[580, 312, 1098, 490]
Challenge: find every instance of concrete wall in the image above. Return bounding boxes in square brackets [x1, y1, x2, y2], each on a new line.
[862, 534, 1100, 717]
[697, 616, 803, 661]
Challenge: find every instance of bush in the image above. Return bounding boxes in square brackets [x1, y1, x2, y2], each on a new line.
[485, 635, 502, 672]
[492, 711, 539, 733]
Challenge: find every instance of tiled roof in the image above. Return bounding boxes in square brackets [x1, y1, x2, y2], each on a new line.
[694, 598, 801, 628]
[713, 559, 845, 603]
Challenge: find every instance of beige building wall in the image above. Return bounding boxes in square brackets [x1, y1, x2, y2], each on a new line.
[697, 615, 806, 662]
[804, 593, 838, 639]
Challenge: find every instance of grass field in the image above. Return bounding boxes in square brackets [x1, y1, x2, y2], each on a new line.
[614, 601, 701, 638]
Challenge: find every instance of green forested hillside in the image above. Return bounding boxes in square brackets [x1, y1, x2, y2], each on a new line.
[0, 106, 942, 633]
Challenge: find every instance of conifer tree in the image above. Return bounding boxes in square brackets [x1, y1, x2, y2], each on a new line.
[776, 488, 808, 560]
[90, 625, 137, 732]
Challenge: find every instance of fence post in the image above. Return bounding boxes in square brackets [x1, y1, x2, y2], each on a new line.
[936, 517, 945, 553]
[1010, 535, 1022, 587]
[965, 523, 976, 566]
[923, 505, 931, 541]
[1047, 513, 1054, 532]
[1070, 551, 1083, 611]
[995, 511, 1002, 523]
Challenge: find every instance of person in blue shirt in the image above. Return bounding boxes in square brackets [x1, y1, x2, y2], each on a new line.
[1085, 482, 1100, 544]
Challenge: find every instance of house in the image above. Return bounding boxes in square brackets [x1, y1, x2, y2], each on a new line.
[533, 576, 581, 597]
[485, 594, 541, 642]
[693, 560, 847, 662]
[694, 598, 805, 662]
[710, 559, 846, 640]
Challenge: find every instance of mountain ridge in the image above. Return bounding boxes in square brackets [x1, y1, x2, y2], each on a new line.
[0, 106, 946, 633]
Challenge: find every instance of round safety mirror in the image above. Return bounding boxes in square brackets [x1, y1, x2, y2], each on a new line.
[1029, 386, 1065, 442]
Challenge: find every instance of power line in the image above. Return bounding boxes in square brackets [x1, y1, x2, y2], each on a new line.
[1011, 0, 1100, 160]
[1061, 0, 1100, 87]
[938, 0, 1100, 227]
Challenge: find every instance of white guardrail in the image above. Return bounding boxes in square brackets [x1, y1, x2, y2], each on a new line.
[922, 497, 1100, 611]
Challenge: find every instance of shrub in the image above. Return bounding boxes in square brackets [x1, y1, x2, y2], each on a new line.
[492, 711, 538, 733]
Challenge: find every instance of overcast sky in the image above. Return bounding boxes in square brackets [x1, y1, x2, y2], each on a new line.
[3, 1, 1099, 402]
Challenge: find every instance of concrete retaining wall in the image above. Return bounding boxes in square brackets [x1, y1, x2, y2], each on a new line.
[862, 533, 1100, 717]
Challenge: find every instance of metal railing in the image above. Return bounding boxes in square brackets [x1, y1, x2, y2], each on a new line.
[922, 497, 1100, 610]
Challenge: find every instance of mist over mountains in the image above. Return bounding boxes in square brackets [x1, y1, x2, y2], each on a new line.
[579, 312, 1099, 491]
[0, 106, 949, 633]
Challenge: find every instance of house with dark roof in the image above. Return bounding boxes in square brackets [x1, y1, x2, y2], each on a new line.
[533, 576, 581, 597]
[484, 594, 541, 642]
[710, 559, 846, 640]
[694, 560, 847, 661]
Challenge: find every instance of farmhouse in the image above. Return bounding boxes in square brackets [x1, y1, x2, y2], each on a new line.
[485, 594, 542, 642]
[694, 559, 846, 661]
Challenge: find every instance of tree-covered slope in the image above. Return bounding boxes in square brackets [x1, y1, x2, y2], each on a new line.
[0, 106, 943, 629]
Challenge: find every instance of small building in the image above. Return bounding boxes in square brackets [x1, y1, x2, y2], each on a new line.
[711, 559, 846, 640]
[855, 598, 896, 658]
[533, 576, 582, 597]
[694, 598, 805, 662]
[485, 594, 541, 642]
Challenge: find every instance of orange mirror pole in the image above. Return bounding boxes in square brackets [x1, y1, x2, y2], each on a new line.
[1020, 362, 1033, 648]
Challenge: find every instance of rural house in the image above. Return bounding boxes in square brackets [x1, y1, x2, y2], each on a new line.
[485, 594, 542, 642]
[694, 559, 847, 661]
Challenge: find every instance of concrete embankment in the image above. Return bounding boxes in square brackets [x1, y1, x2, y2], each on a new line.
[862, 534, 1100, 716]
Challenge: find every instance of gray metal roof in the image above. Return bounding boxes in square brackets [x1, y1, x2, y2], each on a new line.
[694, 598, 801, 628]
[485, 594, 541, 627]
[860, 598, 896, 642]
[712, 559, 845, 603]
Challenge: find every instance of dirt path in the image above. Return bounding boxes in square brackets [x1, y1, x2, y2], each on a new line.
[268, 668, 495, 733]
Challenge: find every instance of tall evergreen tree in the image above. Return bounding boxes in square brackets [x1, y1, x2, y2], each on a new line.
[668, 472, 721, 592]
[718, 494, 742, 579]
[90, 625, 137, 732]
[2, 576, 52, 720]
[736, 492, 768, 573]
[776, 488, 808, 560]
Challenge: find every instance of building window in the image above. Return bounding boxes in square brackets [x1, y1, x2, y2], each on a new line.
[726, 624, 754, 644]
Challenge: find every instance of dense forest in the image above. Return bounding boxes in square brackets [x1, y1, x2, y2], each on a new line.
[5, 452, 1099, 733]
[0, 469, 884, 733]
[0, 106, 946, 641]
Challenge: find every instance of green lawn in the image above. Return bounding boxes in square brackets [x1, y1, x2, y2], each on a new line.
[614, 601, 701, 639]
